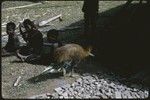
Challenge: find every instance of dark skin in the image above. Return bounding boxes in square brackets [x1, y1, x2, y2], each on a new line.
[19, 23, 28, 42]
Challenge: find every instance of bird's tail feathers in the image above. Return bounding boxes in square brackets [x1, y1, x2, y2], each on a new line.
[42, 64, 61, 74]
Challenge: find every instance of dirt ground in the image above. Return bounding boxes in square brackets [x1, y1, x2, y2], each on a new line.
[2, 1, 149, 99]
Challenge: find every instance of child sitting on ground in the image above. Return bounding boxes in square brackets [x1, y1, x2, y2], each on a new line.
[2, 22, 20, 56]
[41, 29, 63, 65]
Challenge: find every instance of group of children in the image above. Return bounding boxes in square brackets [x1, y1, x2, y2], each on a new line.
[2, 19, 62, 64]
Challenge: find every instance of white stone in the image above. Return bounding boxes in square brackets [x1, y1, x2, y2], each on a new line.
[61, 92, 68, 98]
[115, 91, 122, 99]
[54, 87, 64, 95]
[59, 96, 64, 99]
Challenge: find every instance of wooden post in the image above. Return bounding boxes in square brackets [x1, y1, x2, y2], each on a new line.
[82, 0, 99, 46]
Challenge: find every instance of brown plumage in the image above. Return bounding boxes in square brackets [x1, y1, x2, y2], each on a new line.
[52, 43, 94, 77]
[53, 43, 94, 63]
[42, 43, 94, 77]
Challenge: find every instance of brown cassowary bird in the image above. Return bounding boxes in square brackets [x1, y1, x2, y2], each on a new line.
[42, 43, 94, 77]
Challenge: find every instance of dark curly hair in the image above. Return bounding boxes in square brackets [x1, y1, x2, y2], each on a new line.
[47, 29, 59, 40]
[6, 22, 16, 30]
[23, 19, 36, 30]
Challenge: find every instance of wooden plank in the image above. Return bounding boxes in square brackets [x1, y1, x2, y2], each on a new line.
[39, 14, 62, 26]
[2, 3, 42, 11]
[13, 76, 21, 87]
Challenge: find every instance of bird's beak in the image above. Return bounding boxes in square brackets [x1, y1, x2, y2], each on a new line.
[89, 52, 95, 57]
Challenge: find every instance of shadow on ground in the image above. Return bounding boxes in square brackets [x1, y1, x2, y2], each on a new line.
[63, 3, 150, 87]
[27, 72, 63, 83]
[11, 3, 150, 87]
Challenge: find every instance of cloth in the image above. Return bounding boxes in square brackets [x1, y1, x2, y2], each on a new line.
[4, 35, 20, 52]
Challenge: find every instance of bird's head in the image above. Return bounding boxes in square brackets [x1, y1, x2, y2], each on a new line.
[85, 46, 95, 57]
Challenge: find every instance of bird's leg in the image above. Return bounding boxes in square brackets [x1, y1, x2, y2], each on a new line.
[69, 67, 80, 78]
[71, 69, 74, 77]
[69, 60, 81, 77]
[62, 67, 67, 77]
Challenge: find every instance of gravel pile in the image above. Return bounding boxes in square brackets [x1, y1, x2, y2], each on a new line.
[49, 73, 149, 99]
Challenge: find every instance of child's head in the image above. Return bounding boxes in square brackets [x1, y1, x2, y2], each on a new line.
[6, 22, 16, 35]
[23, 19, 36, 31]
[47, 29, 59, 42]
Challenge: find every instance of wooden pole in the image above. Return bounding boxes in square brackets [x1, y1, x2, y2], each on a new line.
[2, 3, 42, 11]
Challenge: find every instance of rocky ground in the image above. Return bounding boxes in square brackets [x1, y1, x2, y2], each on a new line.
[29, 73, 149, 99]
[1, 1, 149, 99]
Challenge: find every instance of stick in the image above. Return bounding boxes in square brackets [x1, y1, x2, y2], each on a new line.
[59, 26, 81, 31]
[28, 93, 52, 99]
[14, 76, 21, 87]
[39, 14, 62, 26]
[2, 19, 24, 28]
[2, 3, 42, 11]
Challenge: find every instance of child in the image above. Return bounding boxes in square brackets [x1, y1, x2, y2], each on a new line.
[41, 29, 63, 65]
[2, 22, 20, 56]
[16, 19, 43, 63]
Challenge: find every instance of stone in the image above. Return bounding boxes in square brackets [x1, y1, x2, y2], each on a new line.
[127, 92, 134, 99]
[94, 81, 99, 85]
[144, 90, 149, 98]
[61, 92, 68, 98]
[75, 96, 82, 99]
[132, 88, 138, 92]
[54, 87, 64, 95]
[76, 78, 82, 84]
[101, 94, 108, 99]
[91, 79, 96, 83]
[74, 86, 81, 91]
[68, 88, 74, 93]
[69, 96, 74, 99]
[51, 93, 59, 98]
[84, 94, 91, 98]
[93, 75, 99, 80]
[82, 73, 91, 76]
[62, 84, 71, 89]
[81, 87, 84, 91]
[71, 82, 77, 87]
[84, 80, 90, 85]
[50, 73, 149, 99]
[74, 91, 78, 95]
[97, 84, 102, 88]
[134, 93, 140, 98]
[90, 90, 93, 94]
[59, 96, 64, 99]
[122, 93, 127, 98]
[105, 89, 113, 97]
[115, 91, 122, 99]
[91, 84, 96, 88]
[95, 91, 101, 96]
[137, 91, 145, 98]
[130, 92, 138, 99]
[83, 76, 93, 81]
[90, 96, 100, 99]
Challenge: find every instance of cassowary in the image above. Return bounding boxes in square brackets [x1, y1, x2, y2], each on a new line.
[42, 43, 94, 77]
